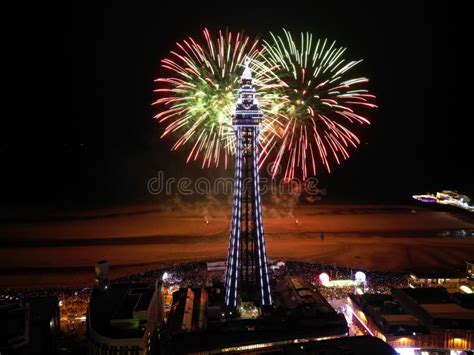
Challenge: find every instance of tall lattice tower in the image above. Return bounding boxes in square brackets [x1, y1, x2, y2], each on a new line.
[224, 59, 272, 309]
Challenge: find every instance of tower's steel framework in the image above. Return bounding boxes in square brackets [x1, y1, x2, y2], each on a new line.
[224, 60, 272, 308]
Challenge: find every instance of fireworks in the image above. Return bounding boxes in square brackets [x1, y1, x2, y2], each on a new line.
[261, 29, 377, 180]
[153, 28, 283, 169]
[154, 28, 377, 179]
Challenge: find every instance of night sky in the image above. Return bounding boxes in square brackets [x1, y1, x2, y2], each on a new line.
[1, 2, 470, 207]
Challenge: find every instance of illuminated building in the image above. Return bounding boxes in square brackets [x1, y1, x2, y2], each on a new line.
[160, 283, 180, 324]
[412, 190, 474, 212]
[408, 262, 474, 295]
[412, 194, 437, 204]
[166, 288, 208, 333]
[349, 288, 474, 353]
[436, 191, 473, 211]
[408, 271, 467, 293]
[224, 58, 271, 309]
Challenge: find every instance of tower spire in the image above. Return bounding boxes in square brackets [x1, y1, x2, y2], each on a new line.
[241, 56, 252, 81]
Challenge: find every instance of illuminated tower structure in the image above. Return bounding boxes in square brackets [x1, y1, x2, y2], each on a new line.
[224, 59, 272, 309]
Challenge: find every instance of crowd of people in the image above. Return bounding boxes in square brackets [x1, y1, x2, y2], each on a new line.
[114, 261, 215, 287]
[113, 259, 409, 301]
[278, 260, 408, 300]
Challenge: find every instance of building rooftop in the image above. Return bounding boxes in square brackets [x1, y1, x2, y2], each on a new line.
[421, 303, 474, 320]
[396, 287, 452, 304]
[277, 276, 336, 315]
[88, 283, 156, 339]
[392, 287, 474, 330]
[350, 294, 428, 336]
